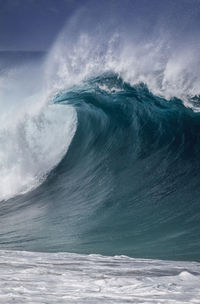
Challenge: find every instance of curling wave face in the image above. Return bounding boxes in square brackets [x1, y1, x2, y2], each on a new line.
[1, 73, 200, 262]
[1, 3, 200, 262]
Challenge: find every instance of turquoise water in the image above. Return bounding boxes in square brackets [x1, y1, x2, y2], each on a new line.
[1, 2, 200, 302]
[0, 71, 200, 262]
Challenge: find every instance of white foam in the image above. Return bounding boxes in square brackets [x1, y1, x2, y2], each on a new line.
[0, 59, 77, 201]
[0, 250, 199, 303]
[0, 104, 77, 201]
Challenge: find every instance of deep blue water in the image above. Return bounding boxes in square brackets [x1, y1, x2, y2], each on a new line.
[0, 64, 200, 262]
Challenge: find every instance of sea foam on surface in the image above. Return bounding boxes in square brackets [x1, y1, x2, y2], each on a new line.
[0, 250, 199, 303]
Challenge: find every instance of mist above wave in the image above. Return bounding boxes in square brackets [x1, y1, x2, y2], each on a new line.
[46, 3, 200, 109]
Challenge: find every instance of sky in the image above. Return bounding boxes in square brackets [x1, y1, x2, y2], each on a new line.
[0, 0, 80, 51]
[0, 0, 200, 51]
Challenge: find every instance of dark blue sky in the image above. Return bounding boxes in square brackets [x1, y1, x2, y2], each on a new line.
[0, 0, 200, 51]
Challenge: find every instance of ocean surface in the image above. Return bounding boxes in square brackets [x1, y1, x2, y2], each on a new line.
[0, 250, 200, 303]
[1, 10, 200, 301]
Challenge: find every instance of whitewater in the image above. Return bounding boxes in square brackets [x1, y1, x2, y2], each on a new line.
[1, 1, 200, 303]
[0, 250, 200, 303]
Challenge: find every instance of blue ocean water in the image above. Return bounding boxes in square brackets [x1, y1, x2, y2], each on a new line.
[0, 4, 200, 300]
[0, 58, 200, 261]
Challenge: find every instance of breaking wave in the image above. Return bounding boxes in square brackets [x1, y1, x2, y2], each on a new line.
[0, 2, 200, 264]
